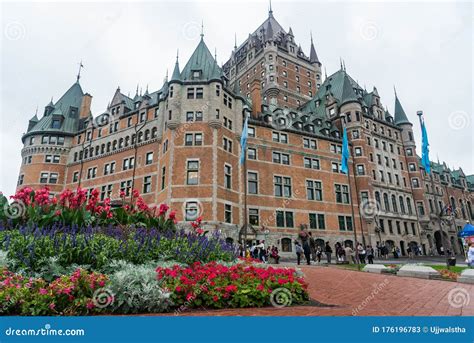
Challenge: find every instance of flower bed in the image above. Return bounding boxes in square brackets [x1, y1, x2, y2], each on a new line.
[157, 261, 309, 310]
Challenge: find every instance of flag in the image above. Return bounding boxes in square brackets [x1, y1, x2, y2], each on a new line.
[420, 117, 431, 174]
[340, 127, 350, 174]
[240, 115, 249, 165]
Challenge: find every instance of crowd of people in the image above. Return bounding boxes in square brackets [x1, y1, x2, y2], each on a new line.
[239, 241, 281, 264]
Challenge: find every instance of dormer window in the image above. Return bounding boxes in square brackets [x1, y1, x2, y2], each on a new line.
[135, 102, 140, 109]
[192, 70, 202, 79]
[51, 118, 62, 129]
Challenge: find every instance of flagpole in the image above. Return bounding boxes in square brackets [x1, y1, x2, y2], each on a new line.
[341, 122, 359, 267]
[241, 111, 250, 257]
[417, 110, 449, 268]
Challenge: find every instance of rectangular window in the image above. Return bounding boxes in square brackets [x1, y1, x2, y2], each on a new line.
[187, 88, 195, 99]
[143, 176, 152, 193]
[304, 157, 320, 169]
[276, 211, 294, 227]
[224, 204, 232, 223]
[356, 165, 365, 175]
[338, 216, 353, 231]
[274, 176, 292, 197]
[49, 173, 58, 184]
[146, 152, 153, 165]
[306, 180, 323, 201]
[224, 165, 232, 189]
[186, 160, 199, 185]
[303, 138, 317, 149]
[248, 148, 257, 160]
[161, 167, 166, 190]
[249, 208, 259, 226]
[248, 127, 255, 137]
[272, 132, 288, 144]
[335, 184, 350, 204]
[73, 171, 79, 183]
[248, 172, 258, 194]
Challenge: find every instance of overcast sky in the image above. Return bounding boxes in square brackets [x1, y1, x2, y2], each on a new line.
[1, 0, 472, 197]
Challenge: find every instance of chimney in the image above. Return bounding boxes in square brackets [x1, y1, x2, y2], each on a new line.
[79, 93, 93, 119]
[250, 78, 262, 117]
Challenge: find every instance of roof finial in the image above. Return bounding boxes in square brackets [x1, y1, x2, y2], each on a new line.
[35, 105, 38, 116]
[200, 20, 204, 39]
[269, 0, 273, 17]
[324, 67, 327, 79]
[136, 84, 139, 95]
[234, 33, 237, 50]
[342, 59, 346, 71]
[76, 60, 84, 82]
[165, 69, 168, 81]
[214, 48, 217, 61]
[176, 49, 179, 61]
[340, 57, 343, 70]
[393, 85, 397, 96]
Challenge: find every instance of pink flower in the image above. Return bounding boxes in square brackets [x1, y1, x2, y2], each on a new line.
[159, 203, 169, 216]
[39, 288, 48, 295]
[54, 210, 61, 216]
[225, 285, 238, 293]
[49, 303, 56, 310]
[86, 301, 95, 310]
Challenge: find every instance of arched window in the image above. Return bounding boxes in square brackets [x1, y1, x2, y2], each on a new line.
[119, 138, 124, 149]
[467, 201, 473, 220]
[131, 134, 136, 145]
[391, 195, 398, 213]
[383, 193, 390, 211]
[107, 142, 111, 152]
[406, 197, 413, 215]
[112, 140, 117, 151]
[144, 129, 150, 141]
[138, 131, 143, 143]
[375, 191, 381, 210]
[125, 136, 130, 147]
[151, 127, 157, 138]
[281, 238, 292, 252]
[101, 144, 105, 154]
[399, 196, 406, 214]
[459, 199, 466, 219]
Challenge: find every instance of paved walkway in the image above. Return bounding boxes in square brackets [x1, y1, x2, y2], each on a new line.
[177, 265, 474, 316]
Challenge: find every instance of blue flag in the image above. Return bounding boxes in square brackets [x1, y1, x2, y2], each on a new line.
[240, 115, 249, 165]
[420, 118, 431, 174]
[340, 127, 350, 174]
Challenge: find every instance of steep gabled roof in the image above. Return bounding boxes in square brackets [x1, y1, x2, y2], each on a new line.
[394, 93, 411, 125]
[309, 35, 319, 64]
[180, 38, 222, 82]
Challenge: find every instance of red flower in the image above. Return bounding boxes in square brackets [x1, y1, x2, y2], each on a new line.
[225, 285, 238, 293]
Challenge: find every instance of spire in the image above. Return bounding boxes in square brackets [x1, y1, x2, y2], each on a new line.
[234, 33, 237, 50]
[269, 0, 273, 17]
[200, 20, 204, 40]
[340, 57, 343, 70]
[76, 60, 84, 83]
[265, 18, 274, 41]
[324, 67, 327, 79]
[288, 27, 294, 37]
[170, 50, 181, 82]
[394, 89, 411, 125]
[309, 32, 320, 64]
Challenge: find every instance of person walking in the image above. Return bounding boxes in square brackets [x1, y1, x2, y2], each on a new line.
[345, 244, 355, 264]
[324, 242, 333, 264]
[257, 240, 266, 262]
[366, 245, 374, 264]
[316, 246, 322, 263]
[357, 243, 366, 264]
[302, 239, 312, 265]
[295, 241, 304, 265]
[467, 242, 474, 268]
[308, 232, 317, 262]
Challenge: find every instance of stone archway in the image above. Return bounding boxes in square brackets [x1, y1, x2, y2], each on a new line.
[434, 231, 449, 255]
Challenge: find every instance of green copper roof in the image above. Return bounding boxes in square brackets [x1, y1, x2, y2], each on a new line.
[340, 72, 359, 106]
[181, 38, 222, 82]
[24, 81, 85, 138]
[394, 94, 411, 125]
[170, 56, 181, 82]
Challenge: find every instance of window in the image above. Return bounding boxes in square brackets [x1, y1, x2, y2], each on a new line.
[248, 148, 257, 160]
[224, 165, 232, 189]
[274, 176, 292, 197]
[330, 144, 342, 154]
[356, 165, 365, 175]
[391, 195, 398, 213]
[29, 137, 35, 145]
[122, 157, 135, 171]
[186, 160, 199, 185]
[223, 137, 233, 152]
[100, 185, 112, 201]
[249, 209, 259, 226]
[87, 167, 97, 180]
[276, 211, 294, 227]
[73, 171, 79, 183]
[272, 152, 290, 165]
[331, 162, 340, 173]
[303, 138, 317, 149]
[409, 163, 417, 172]
[354, 147, 362, 156]
[399, 196, 406, 214]
[185, 201, 199, 221]
[223, 93, 232, 108]
[388, 220, 393, 234]
[272, 132, 288, 144]
[281, 238, 292, 252]
[143, 176, 152, 193]
[224, 204, 232, 223]
[304, 157, 320, 169]
[412, 178, 420, 188]
[248, 172, 258, 194]
[187, 88, 195, 99]
[306, 180, 322, 201]
[248, 127, 255, 137]
[309, 213, 325, 230]
[406, 148, 413, 156]
[338, 216, 353, 231]
[48, 173, 58, 184]
[146, 152, 153, 165]
[40, 172, 49, 184]
[186, 133, 203, 146]
[223, 117, 233, 130]
[161, 167, 166, 190]
[335, 184, 350, 204]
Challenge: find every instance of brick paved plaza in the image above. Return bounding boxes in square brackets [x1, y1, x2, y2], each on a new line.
[178, 266, 474, 316]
